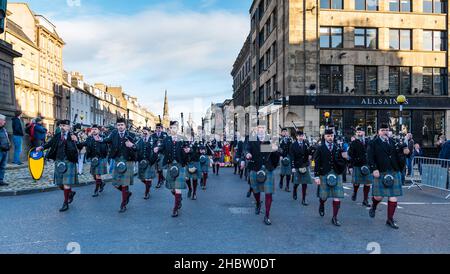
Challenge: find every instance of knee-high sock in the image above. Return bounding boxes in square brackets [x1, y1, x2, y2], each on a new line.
[212, 164, 216, 173]
[363, 185, 370, 201]
[216, 164, 220, 174]
[193, 179, 198, 195]
[116, 185, 123, 192]
[279, 175, 284, 186]
[121, 186, 129, 206]
[332, 200, 341, 218]
[144, 180, 151, 195]
[293, 184, 298, 195]
[286, 175, 291, 188]
[202, 173, 208, 186]
[158, 172, 162, 183]
[265, 194, 273, 218]
[302, 184, 308, 200]
[94, 178, 101, 192]
[320, 199, 326, 207]
[186, 180, 192, 191]
[387, 201, 397, 221]
[353, 184, 360, 194]
[234, 164, 238, 174]
[372, 197, 381, 210]
[64, 189, 70, 203]
[253, 192, 261, 206]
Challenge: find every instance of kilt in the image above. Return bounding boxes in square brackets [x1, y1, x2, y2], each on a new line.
[112, 160, 135, 187]
[138, 162, 156, 181]
[279, 157, 292, 176]
[213, 157, 221, 163]
[233, 154, 240, 164]
[293, 168, 313, 185]
[199, 159, 209, 173]
[156, 154, 164, 171]
[164, 163, 187, 190]
[90, 157, 108, 176]
[372, 171, 403, 197]
[186, 162, 201, 180]
[54, 161, 79, 186]
[317, 172, 344, 200]
[249, 169, 274, 194]
[352, 166, 373, 185]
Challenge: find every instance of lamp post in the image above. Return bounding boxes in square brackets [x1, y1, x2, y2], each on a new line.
[324, 111, 331, 130]
[396, 95, 407, 135]
[181, 112, 184, 134]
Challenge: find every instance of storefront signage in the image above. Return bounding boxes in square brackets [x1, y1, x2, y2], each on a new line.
[361, 97, 409, 106]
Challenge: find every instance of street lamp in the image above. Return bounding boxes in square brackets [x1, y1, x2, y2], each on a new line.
[324, 111, 331, 130]
[396, 95, 407, 135]
[181, 112, 184, 134]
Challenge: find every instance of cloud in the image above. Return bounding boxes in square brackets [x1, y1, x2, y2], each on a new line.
[54, 6, 249, 123]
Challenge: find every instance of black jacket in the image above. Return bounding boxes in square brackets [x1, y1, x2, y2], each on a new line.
[101, 130, 137, 161]
[245, 136, 280, 172]
[348, 138, 370, 167]
[289, 141, 312, 169]
[78, 136, 108, 159]
[313, 142, 347, 176]
[367, 137, 403, 173]
[160, 135, 186, 165]
[279, 136, 293, 157]
[43, 132, 79, 163]
[12, 117, 24, 136]
[234, 141, 244, 158]
[137, 136, 158, 164]
[151, 131, 168, 146]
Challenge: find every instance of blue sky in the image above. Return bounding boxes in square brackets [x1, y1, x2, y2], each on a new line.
[21, 0, 252, 124]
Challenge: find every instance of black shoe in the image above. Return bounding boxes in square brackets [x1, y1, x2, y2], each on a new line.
[351, 193, 357, 201]
[187, 190, 192, 198]
[68, 191, 76, 204]
[99, 182, 105, 193]
[293, 192, 298, 200]
[302, 199, 309, 206]
[369, 207, 376, 218]
[59, 202, 69, 212]
[126, 192, 132, 205]
[319, 204, 325, 217]
[285, 187, 290, 192]
[255, 203, 261, 215]
[362, 199, 371, 208]
[119, 205, 127, 213]
[332, 217, 341, 227]
[192, 193, 197, 200]
[246, 191, 251, 198]
[92, 191, 99, 197]
[172, 209, 179, 217]
[202, 185, 206, 190]
[386, 219, 399, 229]
[144, 193, 150, 200]
[264, 216, 272, 225]
[156, 182, 162, 188]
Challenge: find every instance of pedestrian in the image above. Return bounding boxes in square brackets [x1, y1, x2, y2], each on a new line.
[137, 127, 157, 200]
[0, 114, 11, 187]
[11, 111, 24, 165]
[405, 133, 414, 176]
[412, 143, 424, 175]
[36, 120, 79, 212]
[367, 123, 409, 229]
[198, 144, 209, 190]
[279, 128, 293, 192]
[313, 128, 347, 227]
[438, 140, 450, 160]
[290, 130, 314, 206]
[32, 118, 47, 148]
[212, 145, 222, 176]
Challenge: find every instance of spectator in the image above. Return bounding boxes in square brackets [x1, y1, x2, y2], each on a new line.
[11, 111, 24, 165]
[0, 114, 10, 186]
[406, 133, 414, 176]
[438, 140, 450, 160]
[54, 120, 61, 135]
[32, 118, 48, 148]
[77, 130, 87, 174]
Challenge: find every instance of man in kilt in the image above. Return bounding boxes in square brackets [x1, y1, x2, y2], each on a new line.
[184, 142, 201, 200]
[198, 144, 209, 190]
[279, 128, 293, 192]
[233, 133, 244, 176]
[137, 127, 158, 200]
[212, 142, 222, 176]
[151, 123, 167, 188]
[245, 125, 280, 225]
[36, 120, 79, 212]
[367, 123, 409, 229]
[348, 126, 373, 207]
[98, 118, 137, 213]
[156, 121, 187, 217]
[313, 128, 348, 226]
[290, 130, 313, 206]
[77, 124, 108, 197]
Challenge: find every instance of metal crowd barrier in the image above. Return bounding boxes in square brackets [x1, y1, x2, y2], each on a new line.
[409, 157, 450, 199]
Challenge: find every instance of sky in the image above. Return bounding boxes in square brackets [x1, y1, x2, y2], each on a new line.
[22, 0, 252, 125]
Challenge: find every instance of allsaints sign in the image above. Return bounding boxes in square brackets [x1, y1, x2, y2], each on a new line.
[361, 97, 409, 106]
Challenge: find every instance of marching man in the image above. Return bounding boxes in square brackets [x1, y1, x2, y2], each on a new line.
[348, 126, 373, 207]
[185, 142, 201, 200]
[245, 124, 280, 225]
[290, 130, 313, 206]
[313, 128, 348, 226]
[198, 144, 209, 190]
[137, 127, 158, 200]
[151, 123, 167, 188]
[36, 120, 79, 212]
[77, 124, 108, 197]
[367, 123, 409, 229]
[279, 128, 293, 192]
[97, 118, 137, 213]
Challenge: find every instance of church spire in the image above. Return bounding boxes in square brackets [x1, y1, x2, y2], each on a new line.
[162, 90, 170, 128]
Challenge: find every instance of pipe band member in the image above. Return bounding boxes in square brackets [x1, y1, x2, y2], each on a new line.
[198, 144, 209, 190]
[184, 142, 201, 200]
[279, 127, 293, 192]
[367, 123, 409, 229]
[313, 128, 348, 227]
[290, 130, 314, 206]
[36, 120, 79, 212]
[151, 123, 168, 188]
[137, 127, 158, 200]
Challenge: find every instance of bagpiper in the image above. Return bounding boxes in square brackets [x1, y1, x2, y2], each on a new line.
[290, 130, 313, 206]
[245, 125, 280, 225]
[98, 118, 137, 213]
[212, 141, 222, 176]
[313, 128, 347, 226]
[157, 121, 187, 217]
[36, 120, 79, 212]
[185, 142, 201, 200]
[198, 144, 209, 190]
[77, 124, 108, 197]
[137, 127, 158, 200]
[279, 128, 293, 192]
[348, 126, 373, 207]
[151, 123, 168, 188]
[367, 123, 409, 229]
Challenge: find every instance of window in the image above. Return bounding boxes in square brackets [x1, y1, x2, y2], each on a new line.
[258, 1, 265, 20]
[321, 0, 343, 9]
[389, 29, 411, 50]
[355, 66, 378, 95]
[423, 0, 447, 13]
[390, 0, 412, 11]
[389, 67, 411, 95]
[355, 0, 378, 10]
[421, 110, 446, 147]
[320, 27, 343, 48]
[320, 65, 343, 94]
[259, 27, 265, 47]
[423, 30, 447, 51]
[355, 28, 377, 49]
[423, 68, 448, 95]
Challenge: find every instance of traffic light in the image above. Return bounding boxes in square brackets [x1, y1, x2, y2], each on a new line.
[0, 0, 6, 34]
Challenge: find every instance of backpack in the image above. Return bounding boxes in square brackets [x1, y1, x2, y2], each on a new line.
[25, 123, 36, 141]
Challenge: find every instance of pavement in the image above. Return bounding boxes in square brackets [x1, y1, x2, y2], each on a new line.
[0, 167, 449, 254]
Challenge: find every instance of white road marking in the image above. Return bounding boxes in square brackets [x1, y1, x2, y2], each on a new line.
[380, 202, 403, 209]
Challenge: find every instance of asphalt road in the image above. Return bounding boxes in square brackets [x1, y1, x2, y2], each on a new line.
[0, 167, 449, 254]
